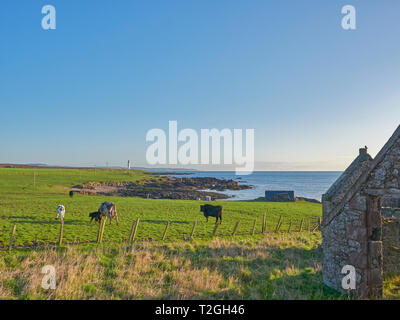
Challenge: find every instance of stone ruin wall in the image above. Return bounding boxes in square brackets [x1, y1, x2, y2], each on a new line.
[322, 193, 369, 296]
[365, 139, 400, 191]
[323, 159, 371, 221]
[323, 136, 400, 297]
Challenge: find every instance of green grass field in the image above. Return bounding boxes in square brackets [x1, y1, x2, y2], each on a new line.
[1, 167, 398, 300]
[0, 168, 321, 247]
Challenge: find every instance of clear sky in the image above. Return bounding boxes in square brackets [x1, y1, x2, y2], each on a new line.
[1, 0, 400, 170]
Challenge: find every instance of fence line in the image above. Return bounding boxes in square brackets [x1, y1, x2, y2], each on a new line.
[3, 215, 322, 251]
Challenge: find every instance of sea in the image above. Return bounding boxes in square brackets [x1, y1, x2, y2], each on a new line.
[168, 171, 342, 202]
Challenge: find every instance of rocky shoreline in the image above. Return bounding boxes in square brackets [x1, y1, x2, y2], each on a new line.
[70, 173, 320, 203]
[72, 176, 253, 200]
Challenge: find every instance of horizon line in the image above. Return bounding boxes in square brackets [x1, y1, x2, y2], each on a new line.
[0, 163, 343, 173]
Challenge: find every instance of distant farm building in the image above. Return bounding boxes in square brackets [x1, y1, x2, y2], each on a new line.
[265, 190, 295, 202]
[322, 125, 400, 298]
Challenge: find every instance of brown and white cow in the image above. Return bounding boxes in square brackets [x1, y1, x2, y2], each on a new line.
[90, 201, 119, 225]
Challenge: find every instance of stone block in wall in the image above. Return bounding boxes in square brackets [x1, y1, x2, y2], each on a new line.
[350, 194, 367, 212]
[367, 241, 383, 298]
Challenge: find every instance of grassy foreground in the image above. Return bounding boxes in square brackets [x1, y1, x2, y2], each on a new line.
[1, 233, 399, 300]
[1, 232, 343, 300]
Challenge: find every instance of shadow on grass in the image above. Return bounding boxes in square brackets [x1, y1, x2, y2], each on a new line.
[10, 220, 87, 226]
[141, 219, 190, 225]
[2, 216, 37, 220]
[160, 245, 344, 300]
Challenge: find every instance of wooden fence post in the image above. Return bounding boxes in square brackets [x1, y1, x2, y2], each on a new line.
[212, 223, 219, 237]
[100, 218, 106, 243]
[97, 218, 106, 244]
[190, 221, 197, 239]
[232, 220, 240, 236]
[59, 219, 64, 246]
[262, 212, 267, 233]
[162, 221, 170, 241]
[100, 217, 107, 242]
[97, 219, 102, 243]
[299, 218, 304, 232]
[9, 224, 16, 251]
[132, 218, 140, 242]
[129, 219, 140, 249]
[312, 217, 320, 232]
[275, 216, 283, 232]
[287, 220, 292, 233]
[128, 220, 136, 243]
[252, 219, 257, 235]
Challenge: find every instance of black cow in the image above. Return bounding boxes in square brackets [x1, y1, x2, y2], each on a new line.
[89, 211, 102, 223]
[200, 204, 223, 224]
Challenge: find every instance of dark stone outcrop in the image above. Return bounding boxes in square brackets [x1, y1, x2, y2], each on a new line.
[74, 176, 252, 200]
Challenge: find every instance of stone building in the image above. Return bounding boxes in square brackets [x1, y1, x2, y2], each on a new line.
[265, 190, 295, 202]
[322, 125, 400, 298]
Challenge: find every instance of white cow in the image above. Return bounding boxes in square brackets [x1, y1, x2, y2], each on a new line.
[57, 205, 65, 221]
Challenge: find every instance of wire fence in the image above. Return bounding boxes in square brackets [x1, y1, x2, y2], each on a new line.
[3, 214, 322, 251]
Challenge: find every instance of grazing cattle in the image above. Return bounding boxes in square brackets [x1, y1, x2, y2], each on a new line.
[57, 205, 65, 221]
[98, 201, 119, 225]
[89, 211, 102, 223]
[200, 204, 223, 224]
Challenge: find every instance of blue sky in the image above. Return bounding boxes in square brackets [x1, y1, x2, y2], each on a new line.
[1, 0, 400, 170]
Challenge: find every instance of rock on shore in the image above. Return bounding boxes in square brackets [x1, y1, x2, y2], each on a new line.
[73, 176, 252, 200]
